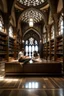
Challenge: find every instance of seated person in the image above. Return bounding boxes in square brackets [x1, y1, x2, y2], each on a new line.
[18, 51, 24, 60]
[18, 48, 24, 60]
[33, 51, 39, 59]
[32, 51, 41, 62]
[18, 50, 30, 64]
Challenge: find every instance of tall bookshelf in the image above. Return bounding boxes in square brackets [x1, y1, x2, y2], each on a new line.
[8, 37, 14, 57]
[47, 41, 50, 60]
[15, 31, 21, 58]
[42, 13, 63, 64]
[56, 15, 63, 63]
[0, 32, 7, 61]
[0, 15, 7, 61]
[50, 39, 54, 60]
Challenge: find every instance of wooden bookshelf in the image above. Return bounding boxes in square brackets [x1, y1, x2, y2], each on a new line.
[15, 31, 21, 58]
[43, 43, 47, 59]
[16, 41, 20, 56]
[42, 17, 63, 62]
[8, 37, 15, 57]
[0, 31, 7, 61]
[47, 41, 50, 60]
[56, 15, 63, 63]
[50, 39, 54, 60]
[56, 35, 63, 63]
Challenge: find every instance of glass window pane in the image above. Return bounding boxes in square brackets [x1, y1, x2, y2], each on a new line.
[25, 46, 28, 52]
[26, 52, 28, 56]
[26, 40, 28, 44]
[61, 20, 63, 25]
[29, 52, 31, 58]
[25, 38, 38, 57]
[61, 29, 63, 34]
[29, 46, 31, 52]
[29, 37, 34, 45]
[0, 15, 4, 32]
[35, 45, 38, 52]
[9, 26, 13, 38]
[51, 25, 54, 39]
[59, 16, 63, 35]
[35, 40, 37, 44]
[32, 46, 34, 52]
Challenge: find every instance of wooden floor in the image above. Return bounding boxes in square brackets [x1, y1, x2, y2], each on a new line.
[0, 62, 64, 96]
[0, 77, 64, 96]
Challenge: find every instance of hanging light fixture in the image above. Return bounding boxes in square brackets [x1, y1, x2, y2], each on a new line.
[29, 18, 33, 27]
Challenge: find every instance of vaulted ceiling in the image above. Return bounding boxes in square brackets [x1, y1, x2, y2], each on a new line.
[0, 0, 63, 38]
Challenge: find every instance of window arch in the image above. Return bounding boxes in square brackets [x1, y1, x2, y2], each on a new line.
[43, 25, 46, 43]
[24, 37, 38, 57]
[9, 26, 13, 38]
[0, 15, 4, 32]
[51, 25, 54, 39]
[58, 15, 63, 35]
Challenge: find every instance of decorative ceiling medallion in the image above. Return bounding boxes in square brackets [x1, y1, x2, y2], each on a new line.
[21, 8, 43, 23]
[17, 0, 46, 7]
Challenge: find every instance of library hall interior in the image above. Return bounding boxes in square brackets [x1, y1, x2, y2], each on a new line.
[0, 0, 64, 96]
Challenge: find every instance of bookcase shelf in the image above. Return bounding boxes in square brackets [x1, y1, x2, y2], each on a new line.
[50, 39, 54, 60]
[14, 31, 21, 58]
[42, 14, 63, 63]
[56, 35, 63, 62]
[0, 31, 7, 61]
[8, 37, 15, 57]
[47, 41, 50, 60]
[43, 43, 47, 59]
[56, 15, 63, 63]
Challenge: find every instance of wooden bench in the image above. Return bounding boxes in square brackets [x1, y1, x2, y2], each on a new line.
[5, 59, 62, 76]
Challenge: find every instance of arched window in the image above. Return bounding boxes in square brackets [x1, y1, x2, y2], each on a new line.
[0, 15, 4, 32]
[58, 15, 63, 35]
[43, 25, 46, 43]
[51, 25, 54, 39]
[9, 26, 13, 38]
[25, 37, 38, 57]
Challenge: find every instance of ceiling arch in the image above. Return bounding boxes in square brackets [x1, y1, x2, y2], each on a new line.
[19, 7, 44, 22]
[23, 28, 41, 39]
[18, 7, 46, 30]
[23, 30, 40, 42]
[21, 8, 44, 23]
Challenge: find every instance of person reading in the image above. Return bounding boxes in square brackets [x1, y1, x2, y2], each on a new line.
[18, 49, 30, 64]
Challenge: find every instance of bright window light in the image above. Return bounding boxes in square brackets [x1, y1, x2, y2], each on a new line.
[0, 21, 2, 31]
